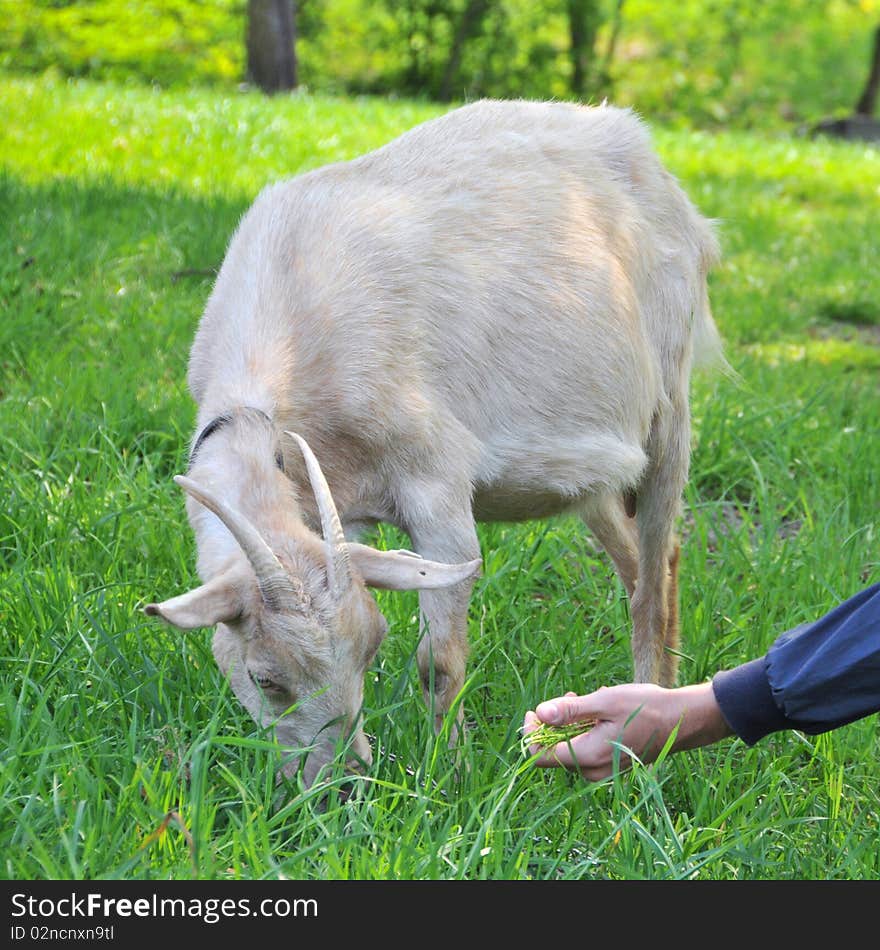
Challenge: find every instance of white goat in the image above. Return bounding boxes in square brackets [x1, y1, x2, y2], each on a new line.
[146, 99, 721, 788]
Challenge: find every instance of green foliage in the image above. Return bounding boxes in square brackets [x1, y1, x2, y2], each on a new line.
[1, 1, 878, 127]
[615, 0, 878, 127]
[0, 0, 245, 86]
[1, 76, 878, 880]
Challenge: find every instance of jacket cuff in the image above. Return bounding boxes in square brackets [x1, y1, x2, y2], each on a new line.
[711, 657, 792, 746]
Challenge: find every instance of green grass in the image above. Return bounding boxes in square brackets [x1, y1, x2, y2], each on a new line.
[1, 74, 878, 880]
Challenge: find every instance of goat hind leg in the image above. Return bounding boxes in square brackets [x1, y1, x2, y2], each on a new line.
[660, 539, 682, 686]
[632, 395, 690, 685]
[581, 492, 639, 599]
[583, 492, 683, 685]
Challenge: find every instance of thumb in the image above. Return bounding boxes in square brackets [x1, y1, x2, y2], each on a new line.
[536, 688, 610, 726]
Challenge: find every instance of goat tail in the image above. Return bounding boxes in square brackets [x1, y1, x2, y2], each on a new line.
[691, 219, 734, 378]
[692, 283, 725, 371]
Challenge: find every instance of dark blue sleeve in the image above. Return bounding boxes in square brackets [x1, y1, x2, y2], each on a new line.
[711, 583, 880, 746]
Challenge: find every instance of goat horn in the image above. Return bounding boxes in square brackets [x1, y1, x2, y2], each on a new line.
[173, 475, 303, 612]
[285, 432, 352, 599]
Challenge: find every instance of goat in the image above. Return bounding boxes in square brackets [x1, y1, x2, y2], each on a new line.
[146, 99, 721, 788]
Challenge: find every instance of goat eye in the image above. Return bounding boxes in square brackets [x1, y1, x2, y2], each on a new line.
[249, 670, 280, 691]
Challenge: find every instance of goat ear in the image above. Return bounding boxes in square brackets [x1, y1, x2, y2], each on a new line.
[347, 543, 482, 591]
[143, 572, 244, 630]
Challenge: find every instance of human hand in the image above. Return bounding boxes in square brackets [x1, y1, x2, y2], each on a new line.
[523, 682, 732, 780]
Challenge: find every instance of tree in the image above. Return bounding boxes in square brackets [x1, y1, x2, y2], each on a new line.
[813, 20, 880, 141]
[439, 0, 492, 101]
[246, 0, 297, 93]
[566, 0, 601, 98]
[597, 0, 626, 94]
[855, 22, 880, 117]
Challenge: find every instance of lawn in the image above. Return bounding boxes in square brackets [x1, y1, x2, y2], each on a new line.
[1, 75, 878, 880]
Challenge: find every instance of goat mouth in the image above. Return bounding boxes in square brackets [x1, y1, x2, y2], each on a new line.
[335, 776, 362, 803]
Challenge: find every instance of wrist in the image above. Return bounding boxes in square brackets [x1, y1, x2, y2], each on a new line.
[667, 682, 734, 753]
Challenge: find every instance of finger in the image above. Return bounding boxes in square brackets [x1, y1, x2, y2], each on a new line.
[523, 721, 554, 765]
[549, 723, 633, 774]
[532, 692, 579, 725]
[523, 710, 539, 735]
[531, 747, 567, 767]
[523, 711, 569, 767]
[530, 691, 575, 725]
[535, 688, 609, 726]
[522, 710, 548, 757]
[526, 741, 567, 767]
[547, 730, 603, 769]
[579, 764, 619, 782]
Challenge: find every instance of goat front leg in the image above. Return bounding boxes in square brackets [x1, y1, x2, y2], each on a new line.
[404, 507, 481, 741]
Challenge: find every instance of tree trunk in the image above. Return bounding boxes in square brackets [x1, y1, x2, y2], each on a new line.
[567, 0, 601, 98]
[247, 0, 297, 94]
[439, 0, 491, 102]
[855, 23, 880, 116]
[598, 0, 625, 91]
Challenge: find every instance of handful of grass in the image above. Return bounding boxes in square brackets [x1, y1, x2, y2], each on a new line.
[523, 718, 596, 752]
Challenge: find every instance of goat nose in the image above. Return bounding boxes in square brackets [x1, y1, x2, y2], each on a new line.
[338, 750, 371, 803]
[278, 753, 303, 784]
[349, 731, 373, 769]
[344, 752, 371, 776]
